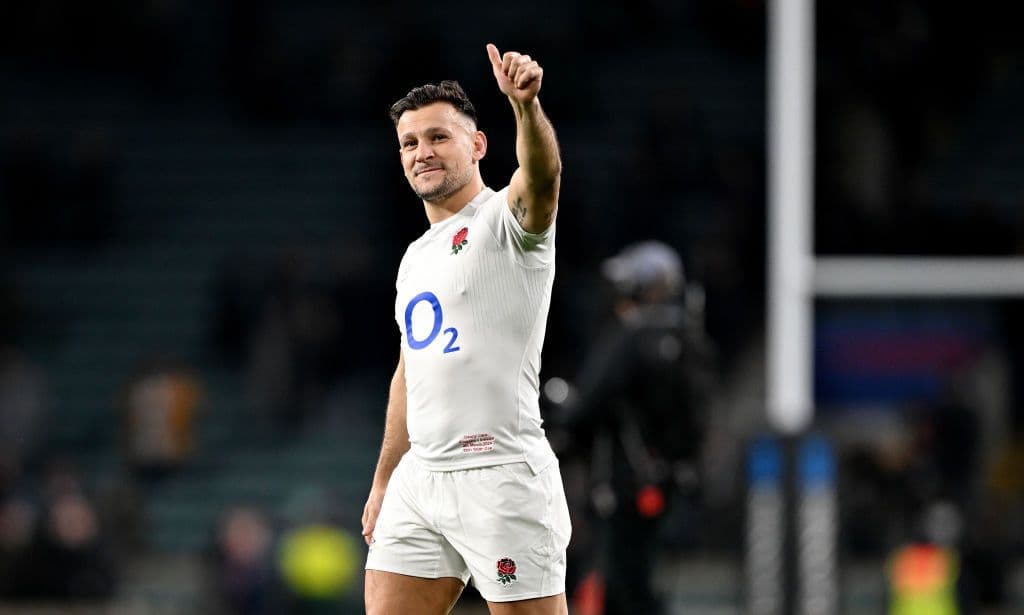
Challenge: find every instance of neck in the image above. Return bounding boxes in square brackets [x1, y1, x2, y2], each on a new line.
[422, 176, 486, 225]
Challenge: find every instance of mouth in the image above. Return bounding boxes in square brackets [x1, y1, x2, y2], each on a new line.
[416, 167, 442, 177]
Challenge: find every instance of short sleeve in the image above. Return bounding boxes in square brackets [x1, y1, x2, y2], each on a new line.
[478, 186, 555, 268]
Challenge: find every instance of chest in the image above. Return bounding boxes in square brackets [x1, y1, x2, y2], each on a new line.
[396, 222, 504, 347]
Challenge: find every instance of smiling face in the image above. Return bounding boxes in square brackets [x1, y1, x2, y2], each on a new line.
[396, 102, 486, 204]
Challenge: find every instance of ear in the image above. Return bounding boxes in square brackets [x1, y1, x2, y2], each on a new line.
[472, 130, 487, 162]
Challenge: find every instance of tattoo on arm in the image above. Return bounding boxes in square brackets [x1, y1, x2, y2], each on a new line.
[512, 197, 527, 223]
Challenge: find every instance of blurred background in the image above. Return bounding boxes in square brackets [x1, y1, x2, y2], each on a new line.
[1, 0, 1023, 613]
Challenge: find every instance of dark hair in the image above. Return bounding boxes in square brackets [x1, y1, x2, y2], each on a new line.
[388, 80, 478, 126]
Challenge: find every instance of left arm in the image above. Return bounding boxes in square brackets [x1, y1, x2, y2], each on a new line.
[487, 43, 562, 234]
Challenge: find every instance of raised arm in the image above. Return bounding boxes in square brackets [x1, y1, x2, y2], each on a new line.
[361, 350, 409, 545]
[487, 43, 562, 234]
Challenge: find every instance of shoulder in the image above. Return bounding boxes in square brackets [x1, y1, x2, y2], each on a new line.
[477, 185, 555, 256]
[487, 185, 511, 207]
[468, 186, 510, 223]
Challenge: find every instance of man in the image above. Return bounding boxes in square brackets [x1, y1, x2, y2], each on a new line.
[552, 241, 713, 615]
[362, 44, 570, 615]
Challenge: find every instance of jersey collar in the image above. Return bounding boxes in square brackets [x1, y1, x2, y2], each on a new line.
[428, 187, 494, 230]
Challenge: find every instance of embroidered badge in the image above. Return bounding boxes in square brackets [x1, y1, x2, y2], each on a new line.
[496, 557, 518, 587]
[451, 226, 469, 255]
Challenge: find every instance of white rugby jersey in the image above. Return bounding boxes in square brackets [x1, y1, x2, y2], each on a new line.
[395, 186, 558, 472]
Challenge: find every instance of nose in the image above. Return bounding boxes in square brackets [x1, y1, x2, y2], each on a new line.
[415, 142, 435, 162]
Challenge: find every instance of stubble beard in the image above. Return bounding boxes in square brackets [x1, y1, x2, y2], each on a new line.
[413, 165, 472, 203]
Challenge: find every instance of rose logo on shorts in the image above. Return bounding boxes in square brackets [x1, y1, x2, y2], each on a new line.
[451, 227, 469, 255]
[496, 557, 518, 587]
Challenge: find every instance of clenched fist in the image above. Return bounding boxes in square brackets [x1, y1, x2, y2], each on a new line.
[487, 43, 543, 105]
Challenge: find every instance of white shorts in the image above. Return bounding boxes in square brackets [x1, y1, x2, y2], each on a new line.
[365, 453, 571, 602]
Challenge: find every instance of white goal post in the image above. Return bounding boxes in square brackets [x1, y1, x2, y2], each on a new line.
[768, 0, 1024, 435]
[760, 3, 1023, 613]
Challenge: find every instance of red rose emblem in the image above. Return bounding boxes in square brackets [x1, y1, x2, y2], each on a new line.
[451, 227, 469, 255]
[496, 557, 518, 586]
[497, 558, 516, 576]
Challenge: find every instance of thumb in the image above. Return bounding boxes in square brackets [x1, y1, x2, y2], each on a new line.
[486, 43, 501, 69]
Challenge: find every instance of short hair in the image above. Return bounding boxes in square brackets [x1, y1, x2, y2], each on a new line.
[388, 80, 478, 126]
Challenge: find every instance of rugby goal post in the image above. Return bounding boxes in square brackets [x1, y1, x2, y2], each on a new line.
[758, 2, 1024, 614]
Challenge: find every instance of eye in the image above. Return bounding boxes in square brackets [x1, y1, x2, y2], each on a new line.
[432, 134, 448, 142]
[402, 140, 416, 150]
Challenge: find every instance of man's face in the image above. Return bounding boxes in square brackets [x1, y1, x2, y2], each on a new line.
[396, 102, 484, 202]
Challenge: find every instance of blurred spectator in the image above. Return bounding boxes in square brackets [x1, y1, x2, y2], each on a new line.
[904, 397, 980, 510]
[884, 500, 966, 615]
[966, 425, 1024, 608]
[209, 255, 263, 367]
[41, 457, 85, 503]
[0, 497, 36, 597]
[326, 234, 395, 375]
[209, 506, 277, 615]
[550, 241, 715, 615]
[92, 474, 146, 559]
[121, 357, 204, 486]
[0, 344, 49, 497]
[831, 97, 896, 222]
[3, 461, 117, 602]
[839, 392, 981, 557]
[14, 491, 117, 601]
[248, 250, 341, 428]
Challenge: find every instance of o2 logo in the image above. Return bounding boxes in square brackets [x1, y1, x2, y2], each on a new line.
[404, 292, 460, 353]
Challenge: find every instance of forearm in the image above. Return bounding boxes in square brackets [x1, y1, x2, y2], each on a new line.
[511, 98, 561, 190]
[486, 44, 561, 232]
[371, 359, 410, 490]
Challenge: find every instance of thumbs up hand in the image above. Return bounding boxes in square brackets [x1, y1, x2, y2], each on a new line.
[487, 43, 543, 105]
